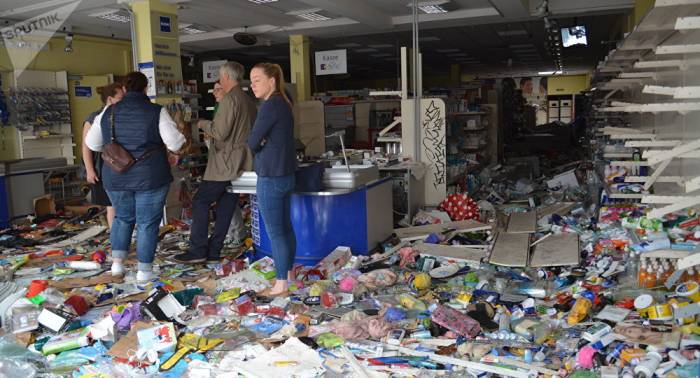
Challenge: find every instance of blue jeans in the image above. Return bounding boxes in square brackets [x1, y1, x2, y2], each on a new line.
[257, 174, 296, 279]
[106, 184, 169, 272]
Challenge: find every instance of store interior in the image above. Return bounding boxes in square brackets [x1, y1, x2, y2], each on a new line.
[1, 0, 700, 377]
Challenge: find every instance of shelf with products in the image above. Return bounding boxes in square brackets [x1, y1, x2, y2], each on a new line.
[2, 70, 76, 164]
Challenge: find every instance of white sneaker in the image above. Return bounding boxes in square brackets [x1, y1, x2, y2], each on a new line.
[111, 262, 125, 277]
[136, 270, 156, 283]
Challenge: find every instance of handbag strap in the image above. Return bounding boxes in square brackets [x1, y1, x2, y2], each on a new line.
[109, 104, 117, 142]
[108, 102, 164, 161]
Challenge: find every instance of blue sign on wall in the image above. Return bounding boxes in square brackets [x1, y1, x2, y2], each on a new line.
[74, 86, 92, 98]
[160, 16, 171, 33]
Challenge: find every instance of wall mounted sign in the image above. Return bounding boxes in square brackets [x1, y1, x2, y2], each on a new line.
[315, 49, 347, 76]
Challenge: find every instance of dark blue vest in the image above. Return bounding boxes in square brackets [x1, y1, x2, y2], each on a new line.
[100, 92, 172, 191]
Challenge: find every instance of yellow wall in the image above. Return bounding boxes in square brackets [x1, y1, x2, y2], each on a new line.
[548, 74, 590, 95]
[0, 35, 133, 76]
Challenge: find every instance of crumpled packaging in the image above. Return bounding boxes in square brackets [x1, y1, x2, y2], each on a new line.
[357, 269, 397, 290]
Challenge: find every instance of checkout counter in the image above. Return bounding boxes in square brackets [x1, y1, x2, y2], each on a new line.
[230, 165, 393, 266]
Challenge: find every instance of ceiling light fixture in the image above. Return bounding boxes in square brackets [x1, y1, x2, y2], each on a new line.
[419, 4, 448, 13]
[288, 9, 332, 22]
[91, 9, 131, 23]
[407, 1, 450, 14]
[179, 24, 207, 34]
[248, 0, 279, 3]
[297, 12, 331, 21]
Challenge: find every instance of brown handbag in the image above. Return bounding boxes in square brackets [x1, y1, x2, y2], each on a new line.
[102, 105, 162, 174]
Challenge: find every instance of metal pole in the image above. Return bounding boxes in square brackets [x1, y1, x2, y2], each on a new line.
[125, 6, 138, 71]
[412, 0, 421, 162]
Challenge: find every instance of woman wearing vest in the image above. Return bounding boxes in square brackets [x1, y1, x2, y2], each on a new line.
[247, 63, 297, 297]
[85, 72, 186, 282]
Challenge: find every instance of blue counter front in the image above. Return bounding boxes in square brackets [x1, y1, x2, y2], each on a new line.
[251, 177, 393, 266]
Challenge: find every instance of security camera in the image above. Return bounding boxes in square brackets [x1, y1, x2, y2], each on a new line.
[64, 33, 73, 53]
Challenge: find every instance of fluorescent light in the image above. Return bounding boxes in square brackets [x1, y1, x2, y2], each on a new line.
[419, 4, 448, 13]
[248, 0, 278, 3]
[298, 13, 331, 21]
[538, 71, 555, 75]
[292, 9, 331, 21]
[179, 24, 206, 34]
[91, 9, 130, 23]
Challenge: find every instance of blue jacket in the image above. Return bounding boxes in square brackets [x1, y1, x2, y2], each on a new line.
[100, 92, 172, 191]
[247, 94, 296, 177]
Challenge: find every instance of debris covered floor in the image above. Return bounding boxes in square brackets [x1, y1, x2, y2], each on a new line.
[1, 164, 700, 378]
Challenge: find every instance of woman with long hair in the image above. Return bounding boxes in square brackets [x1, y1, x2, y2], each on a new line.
[247, 63, 297, 296]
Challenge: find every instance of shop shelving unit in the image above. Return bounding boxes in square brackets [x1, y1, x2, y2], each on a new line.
[593, 0, 700, 217]
[2, 70, 75, 165]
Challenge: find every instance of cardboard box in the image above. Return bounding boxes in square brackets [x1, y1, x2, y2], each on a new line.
[33, 195, 56, 217]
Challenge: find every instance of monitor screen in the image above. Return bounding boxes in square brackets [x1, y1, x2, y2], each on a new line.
[561, 26, 588, 47]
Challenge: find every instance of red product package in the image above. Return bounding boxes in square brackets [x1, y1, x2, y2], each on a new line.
[430, 305, 481, 338]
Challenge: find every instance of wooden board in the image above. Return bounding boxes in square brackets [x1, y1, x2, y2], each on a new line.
[394, 220, 491, 241]
[413, 243, 487, 267]
[530, 233, 580, 267]
[537, 202, 576, 220]
[506, 212, 536, 233]
[489, 232, 530, 267]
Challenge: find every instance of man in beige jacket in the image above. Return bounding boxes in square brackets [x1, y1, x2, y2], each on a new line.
[176, 62, 256, 263]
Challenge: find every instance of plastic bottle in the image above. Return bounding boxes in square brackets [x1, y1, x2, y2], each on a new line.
[633, 351, 662, 378]
[638, 260, 648, 287]
[567, 291, 594, 326]
[644, 266, 656, 288]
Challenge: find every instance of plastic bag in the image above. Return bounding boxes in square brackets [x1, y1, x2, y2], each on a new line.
[0, 335, 50, 378]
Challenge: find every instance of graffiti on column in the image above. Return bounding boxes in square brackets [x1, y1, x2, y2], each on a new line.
[421, 100, 446, 188]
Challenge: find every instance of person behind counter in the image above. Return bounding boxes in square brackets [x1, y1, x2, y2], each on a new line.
[82, 82, 124, 229]
[247, 62, 297, 297]
[85, 71, 186, 282]
[176, 62, 256, 264]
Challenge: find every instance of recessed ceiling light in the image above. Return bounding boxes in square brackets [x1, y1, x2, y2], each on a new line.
[297, 12, 331, 21]
[419, 4, 448, 13]
[248, 0, 278, 3]
[288, 9, 331, 21]
[91, 9, 130, 23]
[179, 24, 207, 35]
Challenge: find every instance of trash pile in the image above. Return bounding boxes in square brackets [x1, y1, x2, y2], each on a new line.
[1, 169, 700, 378]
